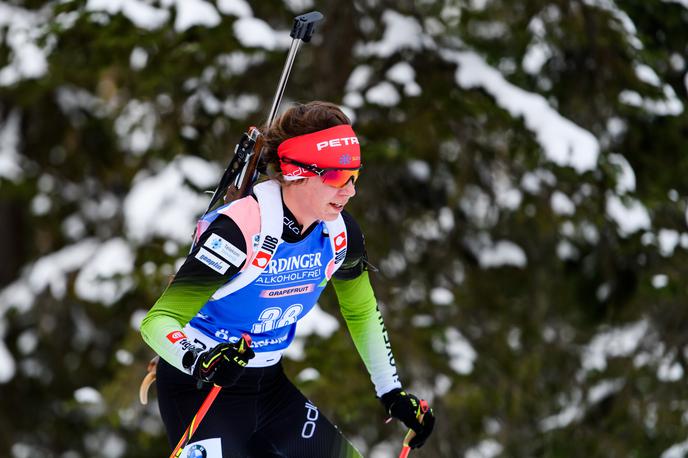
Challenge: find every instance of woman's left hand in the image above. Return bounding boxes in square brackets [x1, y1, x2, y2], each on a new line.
[381, 389, 436, 449]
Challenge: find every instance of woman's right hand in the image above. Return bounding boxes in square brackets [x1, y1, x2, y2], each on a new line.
[189, 336, 255, 387]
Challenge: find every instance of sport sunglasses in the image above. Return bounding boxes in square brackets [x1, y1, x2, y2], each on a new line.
[282, 158, 361, 188]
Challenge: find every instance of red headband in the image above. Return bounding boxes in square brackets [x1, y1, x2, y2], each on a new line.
[277, 125, 361, 179]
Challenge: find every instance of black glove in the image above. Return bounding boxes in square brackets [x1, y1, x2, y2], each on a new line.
[381, 389, 435, 449]
[184, 337, 255, 387]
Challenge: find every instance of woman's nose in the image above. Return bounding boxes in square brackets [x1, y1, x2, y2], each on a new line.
[340, 179, 356, 196]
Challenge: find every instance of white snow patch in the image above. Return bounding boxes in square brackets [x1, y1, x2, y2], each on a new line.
[130, 309, 148, 331]
[346, 65, 373, 92]
[478, 240, 527, 268]
[233, 17, 278, 50]
[439, 207, 455, 231]
[465, 439, 504, 458]
[583, 0, 643, 49]
[662, 439, 688, 458]
[357, 10, 427, 58]
[635, 63, 662, 86]
[62, 214, 86, 242]
[461, 186, 497, 228]
[411, 315, 434, 327]
[444, 328, 477, 374]
[658, 229, 679, 257]
[407, 160, 431, 181]
[0, 239, 100, 315]
[607, 153, 636, 194]
[523, 42, 551, 75]
[31, 194, 51, 216]
[605, 194, 651, 236]
[521, 169, 557, 194]
[523, 16, 551, 74]
[652, 274, 669, 289]
[74, 238, 135, 306]
[386, 62, 415, 84]
[430, 287, 454, 305]
[116, 349, 134, 365]
[663, 0, 688, 7]
[123, 157, 219, 243]
[75, 386, 103, 404]
[551, 191, 575, 215]
[216, 52, 266, 77]
[85, 0, 170, 30]
[588, 379, 624, 404]
[296, 367, 320, 382]
[657, 353, 684, 382]
[217, 0, 252, 17]
[0, 338, 15, 383]
[177, 155, 221, 189]
[581, 319, 649, 372]
[619, 87, 683, 116]
[557, 240, 579, 260]
[442, 49, 599, 173]
[172, 0, 221, 32]
[114, 100, 157, 155]
[130, 47, 148, 70]
[494, 172, 522, 210]
[222, 94, 261, 120]
[540, 392, 583, 431]
[0, 3, 52, 86]
[283, 0, 315, 13]
[365, 81, 400, 107]
[284, 304, 339, 361]
[17, 330, 38, 354]
[0, 110, 23, 182]
[434, 373, 452, 396]
[386, 62, 422, 96]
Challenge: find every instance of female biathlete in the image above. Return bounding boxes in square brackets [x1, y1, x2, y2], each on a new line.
[140, 101, 435, 457]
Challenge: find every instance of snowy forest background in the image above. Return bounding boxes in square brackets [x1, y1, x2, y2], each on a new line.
[1, 0, 688, 457]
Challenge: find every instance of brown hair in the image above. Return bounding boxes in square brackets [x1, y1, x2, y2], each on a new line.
[261, 101, 351, 183]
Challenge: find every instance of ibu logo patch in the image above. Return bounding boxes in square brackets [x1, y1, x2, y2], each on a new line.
[339, 154, 352, 165]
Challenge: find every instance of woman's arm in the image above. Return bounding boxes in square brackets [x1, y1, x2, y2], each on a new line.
[140, 214, 247, 372]
[332, 271, 402, 396]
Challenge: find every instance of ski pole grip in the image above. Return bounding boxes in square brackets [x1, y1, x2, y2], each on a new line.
[290, 11, 324, 42]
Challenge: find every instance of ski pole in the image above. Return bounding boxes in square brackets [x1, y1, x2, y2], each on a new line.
[397, 399, 430, 458]
[169, 333, 252, 458]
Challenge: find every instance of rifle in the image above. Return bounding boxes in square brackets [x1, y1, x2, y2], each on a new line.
[203, 11, 324, 215]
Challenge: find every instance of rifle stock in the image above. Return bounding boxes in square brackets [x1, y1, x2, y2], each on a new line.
[224, 127, 265, 204]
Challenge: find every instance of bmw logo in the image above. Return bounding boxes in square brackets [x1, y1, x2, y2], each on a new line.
[186, 444, 207, 458]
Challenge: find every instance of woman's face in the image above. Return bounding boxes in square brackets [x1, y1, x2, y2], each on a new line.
[297, 176, 356, 222]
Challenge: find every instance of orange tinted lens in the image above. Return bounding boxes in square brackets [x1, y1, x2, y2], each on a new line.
[321, 169, 360, 188]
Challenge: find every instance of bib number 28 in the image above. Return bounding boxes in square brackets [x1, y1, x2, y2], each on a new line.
[251, 304, 303, 333]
